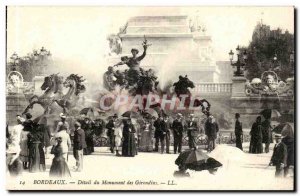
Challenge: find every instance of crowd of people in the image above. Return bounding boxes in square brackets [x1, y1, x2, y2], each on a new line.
[6, 108, 294, 179]
[236, 112, 294, 178]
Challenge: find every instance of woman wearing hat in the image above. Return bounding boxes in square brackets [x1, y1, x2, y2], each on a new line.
[6, 116, 25, 176]
[139, 116, 154, 152]
[122, 118, 137, 157]
[55, 113, 70, 134]
[249, 116, 263, 154]
[49, 137, 71, 178]
[54, 124, 71, 160]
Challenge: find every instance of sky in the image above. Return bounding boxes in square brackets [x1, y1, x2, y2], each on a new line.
[6, 6, 294, 80]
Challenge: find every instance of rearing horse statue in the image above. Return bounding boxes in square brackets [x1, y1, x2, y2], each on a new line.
[22, 74, 64, 115]
[52, 74, 86, 114]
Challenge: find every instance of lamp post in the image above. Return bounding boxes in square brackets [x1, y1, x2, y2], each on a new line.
[229, 45, 247, 77]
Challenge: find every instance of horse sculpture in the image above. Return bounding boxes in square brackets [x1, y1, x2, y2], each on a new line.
[52, 74, 86, 114]
[22, 74, 64, 115]
[172, 75, 211, 116]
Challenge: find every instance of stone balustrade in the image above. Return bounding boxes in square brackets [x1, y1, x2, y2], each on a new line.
[192, 82, 232, 94]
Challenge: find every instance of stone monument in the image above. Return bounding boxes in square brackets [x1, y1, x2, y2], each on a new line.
[107, 15, 220, 83]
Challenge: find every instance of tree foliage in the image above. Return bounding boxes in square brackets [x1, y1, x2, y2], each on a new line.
[244, 26, 294, 81]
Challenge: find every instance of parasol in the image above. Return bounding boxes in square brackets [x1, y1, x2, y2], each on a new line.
[260, 109, 281, 120]
[144, 108, 159, 119]
[80, 107, 105, 119]
[121, 111, 139, 118]
[175, 149, 222, 171]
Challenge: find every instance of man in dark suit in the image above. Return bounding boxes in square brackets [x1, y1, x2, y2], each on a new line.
[73, 121, 87, 172]
[154, 116, 166, 154]
[234, 113, 243, 150]
[185, 114, 198, 150]
[269, 134, 287, 177]
[172, 113, 184, 154]
[106, 114, 117, 153]
[162, 115, 171, 154]
[205, 115, 219, 152]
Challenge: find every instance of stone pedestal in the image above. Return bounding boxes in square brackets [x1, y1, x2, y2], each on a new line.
[231, 77, 247, 98]
[109, 15, 220, 83]
[6, 94, 28, 125]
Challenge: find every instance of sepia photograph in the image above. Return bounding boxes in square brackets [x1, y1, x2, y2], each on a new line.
[5, 6, 295, 191]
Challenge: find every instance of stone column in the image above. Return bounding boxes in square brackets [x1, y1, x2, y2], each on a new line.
[231, 76, 247, 98]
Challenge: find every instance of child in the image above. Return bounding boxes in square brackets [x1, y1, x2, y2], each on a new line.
[269, 134, 287, 177]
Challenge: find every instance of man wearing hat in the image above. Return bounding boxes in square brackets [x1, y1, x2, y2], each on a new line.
[205, 115, 219, 152]
[172, 113, 184, 154]
[185, 114, 199, 150]
[73, 121, 87, 172]
[55, 113, 70, 134]
[153, 116, 166, 153]
[269, 134, 287, 177]
[234, 113, 243, 150]
[106, 114, 118, 153]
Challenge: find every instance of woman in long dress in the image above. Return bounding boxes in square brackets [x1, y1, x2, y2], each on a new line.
[122, 118, 137, 157]
[139, 118, 154, 152]
[6, 117, 24, 176]
[54, 124, 71, 160]
[249, 116, 263, 154]
[49, 137, 71, 178]
[19, 129, 30, 169]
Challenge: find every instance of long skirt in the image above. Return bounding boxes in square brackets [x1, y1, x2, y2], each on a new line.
[249, 137, 263, 154]
[139, 130, 153, 152]
[49, 156, 71, 178]
[84, 136, 94, 155]
[7, 153, 22, 176]
[122, 133, 137, 157]
[39, 145, 46, 165]
[20, 141, 29, 162]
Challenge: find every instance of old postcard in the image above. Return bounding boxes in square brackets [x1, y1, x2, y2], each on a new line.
[6, 6, 295, 191]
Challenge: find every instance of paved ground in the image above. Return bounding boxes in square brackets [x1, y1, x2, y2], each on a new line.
[6, 142, 294, 191]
